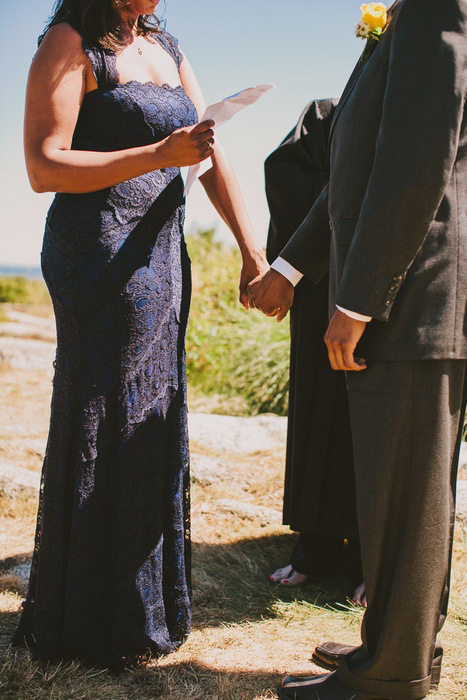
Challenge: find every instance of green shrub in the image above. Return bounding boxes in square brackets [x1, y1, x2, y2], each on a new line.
[186, 230, 290, 416]
[0, 277, 30, 303]
[0, 276, 50, 305]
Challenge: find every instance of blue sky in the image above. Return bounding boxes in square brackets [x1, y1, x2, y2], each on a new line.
[0, 0, 364, 265]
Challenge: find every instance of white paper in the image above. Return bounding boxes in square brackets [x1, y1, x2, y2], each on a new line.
[184, 84, 275, 195]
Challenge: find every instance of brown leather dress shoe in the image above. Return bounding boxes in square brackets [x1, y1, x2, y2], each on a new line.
[279, 670, 391, 699]
[311, 640, 443, 690]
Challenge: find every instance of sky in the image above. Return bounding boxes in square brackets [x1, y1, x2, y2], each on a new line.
[0, 0, 364, 266]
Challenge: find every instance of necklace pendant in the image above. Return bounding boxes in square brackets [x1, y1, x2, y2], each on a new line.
[137, 47, 143, 55]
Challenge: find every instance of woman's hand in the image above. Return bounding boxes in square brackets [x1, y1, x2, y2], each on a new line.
[159, 120, 215, 167]
[239, 250, 270, 310]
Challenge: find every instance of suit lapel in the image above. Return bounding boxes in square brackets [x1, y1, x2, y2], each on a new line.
[328, 58, 367, 145]
[328, 0, 402, 146]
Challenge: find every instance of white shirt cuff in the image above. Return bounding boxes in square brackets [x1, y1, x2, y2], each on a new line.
[271, 257, 304, 287]
[270, 259, 371, 321]
[336, 305, 372, 322]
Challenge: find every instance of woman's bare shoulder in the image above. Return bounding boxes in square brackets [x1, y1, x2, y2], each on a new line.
[35, 21, 86, 64]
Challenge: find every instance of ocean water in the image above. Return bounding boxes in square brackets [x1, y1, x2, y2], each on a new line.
[0, 266, 43, 280]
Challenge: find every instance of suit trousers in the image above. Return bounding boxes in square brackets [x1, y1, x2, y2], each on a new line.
[336, 359, 466, 700]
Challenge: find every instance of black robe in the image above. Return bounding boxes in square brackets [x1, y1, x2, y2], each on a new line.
[265, 99, 360, 574]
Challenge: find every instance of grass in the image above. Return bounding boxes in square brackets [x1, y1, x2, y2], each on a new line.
[186, 230, 290, 416]
[0, 278, 50, 307]
[4, 483, 467, 700]
[1, 471, 466, 699]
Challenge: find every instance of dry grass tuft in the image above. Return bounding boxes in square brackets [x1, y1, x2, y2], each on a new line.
[0, 494, 39, 521]
[0, 575, 27, 597]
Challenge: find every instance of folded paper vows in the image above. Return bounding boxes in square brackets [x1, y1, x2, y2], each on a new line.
[184, 84, 275, 195]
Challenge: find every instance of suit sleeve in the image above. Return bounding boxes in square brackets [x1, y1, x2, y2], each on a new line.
[336, 0, 467, 321]
[278, 183, 331, 284]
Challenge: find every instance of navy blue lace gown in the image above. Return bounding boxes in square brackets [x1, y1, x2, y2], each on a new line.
[13, 27, 197, 671]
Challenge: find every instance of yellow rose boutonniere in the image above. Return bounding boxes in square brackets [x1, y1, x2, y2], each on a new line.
[356, 3, 388, 40]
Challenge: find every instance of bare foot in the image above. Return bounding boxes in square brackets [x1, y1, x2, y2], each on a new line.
[351, 582, 367, 607]
[269, 565, 308, 587]
[269, 565, 293, 583]
[280, 569, 308, 587]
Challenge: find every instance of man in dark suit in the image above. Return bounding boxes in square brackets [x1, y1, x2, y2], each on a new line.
[247, 1, 467, 698]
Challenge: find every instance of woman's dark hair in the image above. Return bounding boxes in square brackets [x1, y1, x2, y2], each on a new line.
[40, 0, 163, 50]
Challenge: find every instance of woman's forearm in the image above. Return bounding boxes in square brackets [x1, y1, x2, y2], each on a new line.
[199, 143, 265, 262]
[29, 141, 167, 194]
[27, 121, 215, 195]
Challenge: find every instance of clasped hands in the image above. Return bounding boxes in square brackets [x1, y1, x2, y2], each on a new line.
[245, 268, 294, 323]
[244, 269, 368, 372]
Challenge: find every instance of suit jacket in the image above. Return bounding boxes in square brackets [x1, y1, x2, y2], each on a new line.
[281, 0, 467, 360]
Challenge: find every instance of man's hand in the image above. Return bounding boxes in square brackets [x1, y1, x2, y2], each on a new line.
[324, 309, 368, 371]
[247, 269, 294, 322]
